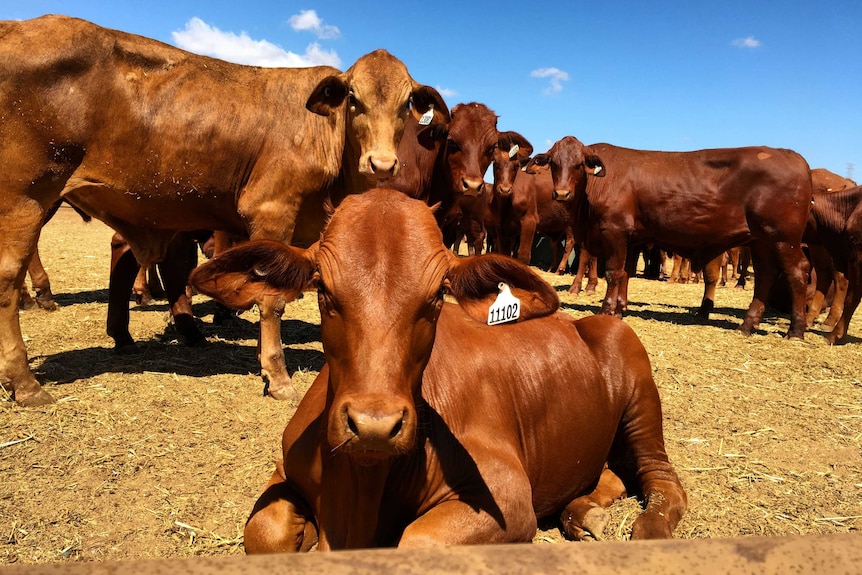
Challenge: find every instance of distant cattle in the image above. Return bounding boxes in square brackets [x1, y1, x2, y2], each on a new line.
[811, 168, 856, 194]
[190, 188, 686, 551]
[0, 15, 447, 406]
[804, 185, 862, 343]
[527, 137, 813, 339]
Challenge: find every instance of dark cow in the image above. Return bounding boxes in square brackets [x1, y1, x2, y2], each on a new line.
[804, 185, 862, 343]
[190, 188, 686, 550]
[527, 136, 813, 339]
[0, 15, 447, 406]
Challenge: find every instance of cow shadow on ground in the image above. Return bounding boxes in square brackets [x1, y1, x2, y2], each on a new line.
[33, 318, 325, 387]
[52, 289, 110, 306]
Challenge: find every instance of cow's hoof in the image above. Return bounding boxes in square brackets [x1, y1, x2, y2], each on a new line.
[562, 507, 608, 541]
[35, 298, 58, 312]
[266, 382, 302, 404]
[16, 389, 55, 407]
[115, 342, 141, 355]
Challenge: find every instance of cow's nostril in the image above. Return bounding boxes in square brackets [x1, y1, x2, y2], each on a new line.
[389, 417, 403, 439]
[347, 413, 359, 436]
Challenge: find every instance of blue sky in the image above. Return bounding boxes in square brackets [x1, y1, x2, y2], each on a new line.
[5, 1, 860, 179]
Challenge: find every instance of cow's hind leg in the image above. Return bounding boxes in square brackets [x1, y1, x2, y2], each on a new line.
[244, 461, 318, 554]
[27, 243, 57, 311]
[826, 259, 861, 345]
[107, 240, 141, 353]
[159, 233, 205, 347]
[0, 200, 54, 405]
[560, 465, 627, 541]
[607, 334, 687, 539]
[695, 256, 722, 319]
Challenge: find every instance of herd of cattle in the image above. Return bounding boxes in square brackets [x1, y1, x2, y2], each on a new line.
[2, 15, 860, 551]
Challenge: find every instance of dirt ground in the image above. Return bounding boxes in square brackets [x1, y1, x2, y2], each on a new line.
[2, 207, 860, 565]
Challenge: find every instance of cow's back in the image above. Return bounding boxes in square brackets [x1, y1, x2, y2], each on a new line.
[585, 143, 812, 258]
[419, 306, 641, 518]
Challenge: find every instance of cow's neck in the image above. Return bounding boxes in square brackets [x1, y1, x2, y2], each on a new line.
[318, 453, 394, 550]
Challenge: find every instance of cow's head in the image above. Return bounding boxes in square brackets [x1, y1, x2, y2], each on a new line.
[306, 50, 450, 182]
[444, 103, 500, 197]
[525, 136, 605, 201]
[492, 131, 533, 198]
[190, 189, 558, 463]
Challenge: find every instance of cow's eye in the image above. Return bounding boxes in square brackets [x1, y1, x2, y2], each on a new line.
[447, 139, 461, 153]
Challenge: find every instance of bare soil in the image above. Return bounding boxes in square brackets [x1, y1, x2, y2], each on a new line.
[2, 207, 860, 564]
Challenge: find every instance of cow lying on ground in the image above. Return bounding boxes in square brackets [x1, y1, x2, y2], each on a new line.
[527, 136, 813, 340]
[190, 188, 687, 551]
[0, 15, 447, 406]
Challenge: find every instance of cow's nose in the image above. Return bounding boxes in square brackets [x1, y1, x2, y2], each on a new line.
[553, 189, 572, 201]
[462, 177, 483, 195]
[346, 406, 405, 443]
[369, 155, 399, 177]
[497, 185, 512, 197]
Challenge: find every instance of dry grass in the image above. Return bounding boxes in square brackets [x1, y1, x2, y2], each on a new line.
[1, 207, 860, 564]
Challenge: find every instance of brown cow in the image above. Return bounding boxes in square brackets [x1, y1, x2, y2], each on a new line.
[527, 136, 813, 340]
[190, 188, 686, 550]
[811, 168, 857, 194]
[804, 185, 862, 343]
[0, 15, 447, 406]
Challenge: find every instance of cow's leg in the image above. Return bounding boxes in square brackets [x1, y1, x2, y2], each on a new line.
[132, 266, 154, 305]
[244, 462, 318, 554]
[826, 261, 860, 345]
[257, 292, 300, 401]
[696, 256, 722, 319]
[398, 476, 537, 547]
[601, 239, 628, 317]
[27, 243, 57, 311]
[569, 246, 588, 295]
[822, 271, 848, 331]
[738, 243, 777, 336]
[560, 466, 627, 541]
[719, 252, 728, 287]
[107, 243, 141, 353]
[775, 241, 810, 340]
[557, 228, 574, 275]
[585, 255, 599, 295]
[0, 202, 54, 406]
[516, 215, 538, 265]
[735, 247, 751, 289]
[609, 380, 687, 539]
[159, 233, 205, 347]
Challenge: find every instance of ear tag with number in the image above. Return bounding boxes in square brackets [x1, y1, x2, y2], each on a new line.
[508, 144, 520, 159]
[487, 282, 521, 325]
[593, 165, 603, 175]
[418, 104, 434, 126]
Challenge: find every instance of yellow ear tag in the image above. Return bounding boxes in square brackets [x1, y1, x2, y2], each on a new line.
[487, 282, 521, 325]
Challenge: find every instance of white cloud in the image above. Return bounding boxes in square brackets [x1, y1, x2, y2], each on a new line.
[436, 86, 457, 99]
[172, 17, 340, 68]
[530, 67, 569, 95]
[732, 36, 761, 49]
[288, 10, 340, 40]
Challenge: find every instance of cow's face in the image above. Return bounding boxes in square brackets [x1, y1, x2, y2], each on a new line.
[307, 50, 449, 182]
[492, 131, 533, 198]
[190, 189, 559, 464]
[526, 136, 605, 201]
[444, 103, 499, 197]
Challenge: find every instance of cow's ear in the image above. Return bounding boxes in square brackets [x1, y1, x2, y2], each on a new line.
[445, 252, 559, 323]
[416, 123, 448, 150]
[190, 240, 319, 310]
[586, 153, 606, 177]
[498, 131, 534, 160]
[307, 76, 349, 116]
[410, 85, 451, 125]
[523, 153, 549, 174]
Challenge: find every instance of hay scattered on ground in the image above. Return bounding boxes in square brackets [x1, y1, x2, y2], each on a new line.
[1, 208, 860, 564]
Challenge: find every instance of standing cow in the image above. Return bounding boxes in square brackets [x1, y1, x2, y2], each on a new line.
[527, 136, 813, 340]
[190, 188, 687, 550]
[0, 15, 448, 406]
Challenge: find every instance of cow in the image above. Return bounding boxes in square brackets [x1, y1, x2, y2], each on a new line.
[803, 185, 862, 344]
[811, 168, 856, 194]
[490, 133, 574, 272]
[189, 188, 687, 551]
[0, 15, 448, 406]
[526, 136, 813, 340]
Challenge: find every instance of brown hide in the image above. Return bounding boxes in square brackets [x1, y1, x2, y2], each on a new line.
[190, 189, 686, 550]
[0, 15, 447, 405]
[804, 185, 862, 343]
[811, 168, 857, 194]
[529, 137, 813, 340]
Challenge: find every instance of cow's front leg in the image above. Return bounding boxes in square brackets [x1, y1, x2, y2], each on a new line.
[244, 461, 318, 554]
[257, 292, 301, 402]
[696, 255, 722, 319]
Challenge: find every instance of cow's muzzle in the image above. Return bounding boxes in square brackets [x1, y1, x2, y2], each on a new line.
[331, 397, 416, 459]
[553, 189, 573, 201]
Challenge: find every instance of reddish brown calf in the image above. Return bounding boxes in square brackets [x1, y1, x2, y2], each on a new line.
[191, 188, 686, 550]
